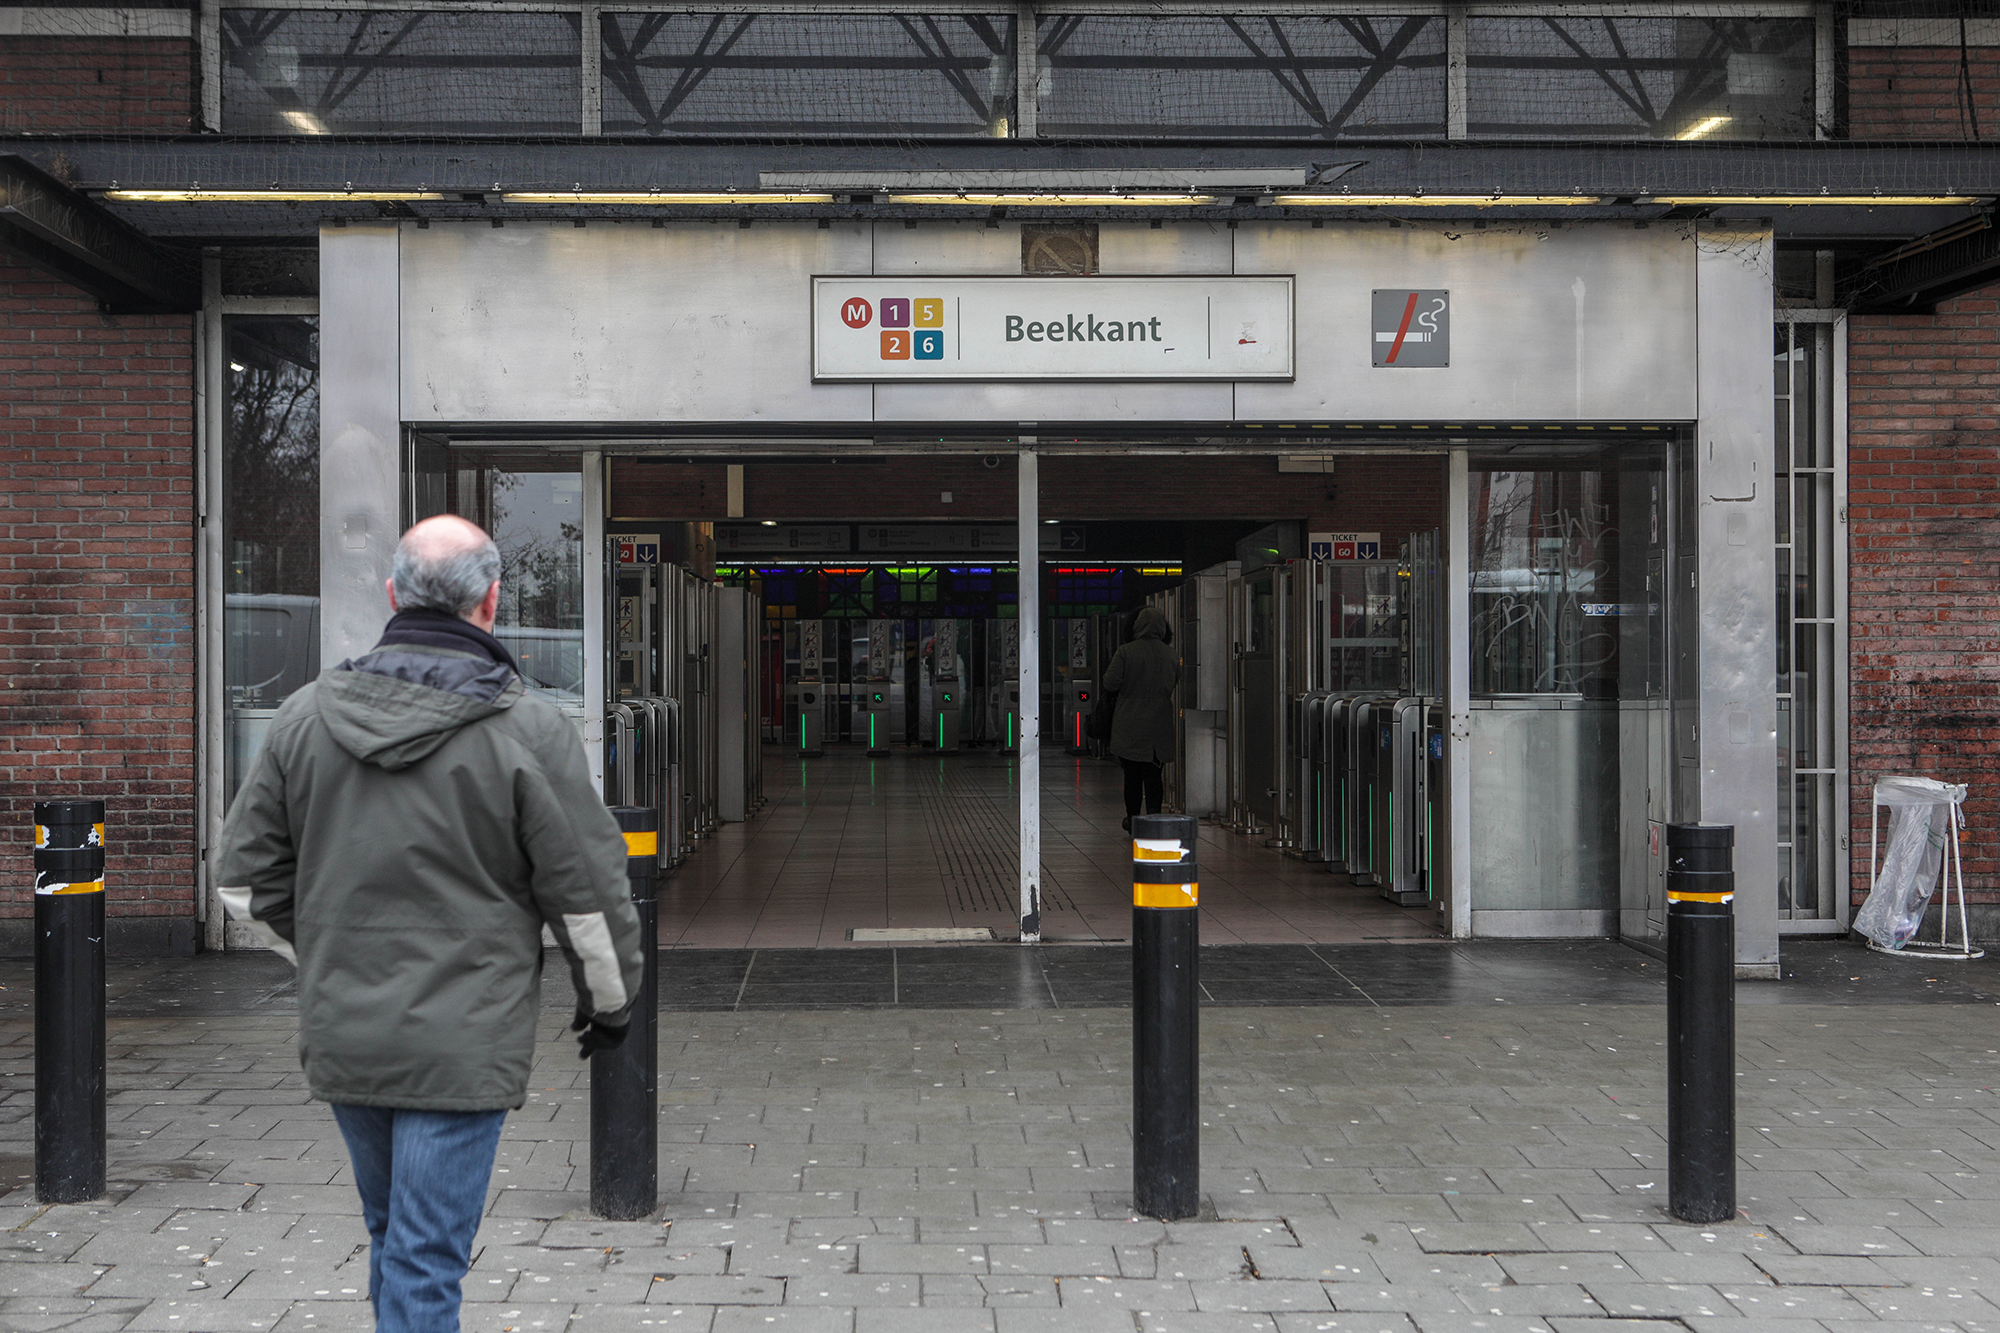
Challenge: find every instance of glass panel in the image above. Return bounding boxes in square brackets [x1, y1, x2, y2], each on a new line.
[447, 455, 585, 705]
[1469, 463, 1633, 696]
[224, 316, 321, 800]
[1793, 476, 1818, 623]
[1792, 616, 1824, 764]
[603, 13, 1015, 135]
[1774, 544, 1791, 696]
[224, 10, 582, 133]
[1328, 561, 1404, 690]
[1249, 576, 1274, 654]
[1793, 775, 1822, 913]
[1037, 15, 1446, 137]
[1467, 16, 1814, 139]
[1792, 331, 1819, 467]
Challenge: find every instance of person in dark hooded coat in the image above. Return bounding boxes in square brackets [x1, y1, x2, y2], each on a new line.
[1101, 605, 1181, 831]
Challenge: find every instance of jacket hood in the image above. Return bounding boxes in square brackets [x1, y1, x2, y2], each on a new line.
[1133, 606, 1170, 640]
[318, 647, 523, 771]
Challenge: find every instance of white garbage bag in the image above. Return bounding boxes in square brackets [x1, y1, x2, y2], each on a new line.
[1855, 776, 1966, 950]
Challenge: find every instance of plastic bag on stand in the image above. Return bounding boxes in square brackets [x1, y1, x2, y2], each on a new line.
[1855, 777, 1966, 949]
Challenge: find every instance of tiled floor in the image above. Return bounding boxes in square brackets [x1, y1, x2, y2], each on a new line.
[659, 747, 1444, 948]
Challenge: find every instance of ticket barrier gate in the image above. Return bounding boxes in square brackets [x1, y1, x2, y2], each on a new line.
[863, 684, 891, 755]
[1292, 691, 1331, 861]
[794, 680, 825, 757]
[1349, 697, 1440, 906]
[935, 677, 962, 752]
[1064, 681, 1096, 755]
[1346, 695, 1391, 881]
[605, 696, 686, 869]
[1320, 696, 1356, 870]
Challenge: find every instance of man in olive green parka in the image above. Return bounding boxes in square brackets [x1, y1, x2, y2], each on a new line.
[215, 515, 642, 1333]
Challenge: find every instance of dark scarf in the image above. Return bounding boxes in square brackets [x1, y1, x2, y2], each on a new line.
[373, 608, 520, 673]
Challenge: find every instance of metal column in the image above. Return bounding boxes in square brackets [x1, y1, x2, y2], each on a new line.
[1018, 441, 1041, 943]
[1446, 450, 1473, 939]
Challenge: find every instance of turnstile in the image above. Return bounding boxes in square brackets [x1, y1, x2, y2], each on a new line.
[863, 619, 893, 755]
[996, 620, 1021, 753]
[1054, 616, 1095, 754]
[1293, 691, 1331, 861]
[794, 619, 825, 757]
[1320, 695, 1355, 870]
[1348, 695, 1392, 882]
[929, 618, 962, 752]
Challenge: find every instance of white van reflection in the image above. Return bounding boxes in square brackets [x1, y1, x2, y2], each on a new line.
[224, 598, 583, 793]
[492, 626, 585, 703]
[226, 593, 321, 794]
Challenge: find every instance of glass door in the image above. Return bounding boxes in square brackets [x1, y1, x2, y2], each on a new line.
[407, 443, 606, 785]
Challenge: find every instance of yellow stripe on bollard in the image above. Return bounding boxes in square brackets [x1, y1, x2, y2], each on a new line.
[1667, 890, 1733, 903]
[31, 824, 105, 849]
[623, 831, 658, 858]
[1133, 882, 1198, 908]
[1133, 840, 1188, 862]
[37, 881, 104, 896]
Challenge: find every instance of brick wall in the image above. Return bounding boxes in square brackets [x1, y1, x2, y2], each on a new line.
[610, 454, 1443, 535]
[1848, 289, 2000, 923]
[0, 261, 197, 953]
[1847, 44, 2000, 140]
[0, 38, 193, 132]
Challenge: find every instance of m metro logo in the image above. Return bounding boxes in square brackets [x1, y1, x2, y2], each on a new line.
[836, 293, 945, 360]
[1371, 289, 1449, 367]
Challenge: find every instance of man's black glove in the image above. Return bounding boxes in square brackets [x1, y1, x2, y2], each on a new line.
[572, 1009, 630, 1059]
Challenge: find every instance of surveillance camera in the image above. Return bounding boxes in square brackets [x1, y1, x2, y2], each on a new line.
[982, 454, 1001, 469]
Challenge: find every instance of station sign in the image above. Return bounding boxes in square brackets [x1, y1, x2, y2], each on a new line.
[811, 276, 1294, 382]
[612, 533, 660, 565]
[716, 524, 851, 553]
[857, 525, 1073, 553]
[1309, 531, 1381, 561]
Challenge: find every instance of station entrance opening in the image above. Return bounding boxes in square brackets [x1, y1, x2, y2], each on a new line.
[409, 435, 1677, 951]
[320, 215, 1778, 967]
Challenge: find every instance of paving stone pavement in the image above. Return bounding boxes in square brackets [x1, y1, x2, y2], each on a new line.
[3, 967, 2000, 1332]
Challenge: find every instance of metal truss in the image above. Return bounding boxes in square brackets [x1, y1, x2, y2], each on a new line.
[598, 12, 1014, 135]
[1467, 13, 1816, 138]
[207, 2, 1828, 140]
[1036, 13, 1445, 137]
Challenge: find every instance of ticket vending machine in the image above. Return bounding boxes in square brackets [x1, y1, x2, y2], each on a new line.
[864, 619, 893, 756]
[933, 618, 962, 753]
[795, 619, 824, 758]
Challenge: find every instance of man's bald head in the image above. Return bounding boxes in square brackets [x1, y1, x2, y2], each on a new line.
[391, 515, 502, 621]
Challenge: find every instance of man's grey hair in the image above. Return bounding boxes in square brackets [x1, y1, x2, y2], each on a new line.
[392, 529, 502, 617]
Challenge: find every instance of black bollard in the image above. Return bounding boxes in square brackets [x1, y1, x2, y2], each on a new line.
[591, 807, 659, 1221]
[1132, 812, 1199, 1221]
[1666, 822, 1735, 1224]
[34, 799, 107, 1204]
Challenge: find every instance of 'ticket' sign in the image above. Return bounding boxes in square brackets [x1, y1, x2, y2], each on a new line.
[811, 276, 1294, 381]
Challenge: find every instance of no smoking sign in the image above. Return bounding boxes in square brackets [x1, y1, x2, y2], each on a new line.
[1372, 289, 1449, 367]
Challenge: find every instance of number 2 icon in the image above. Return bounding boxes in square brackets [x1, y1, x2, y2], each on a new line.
[881, 331, 909, 360]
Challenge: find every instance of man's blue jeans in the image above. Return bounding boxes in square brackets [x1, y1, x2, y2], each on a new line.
[331, 1104, 507, 1333]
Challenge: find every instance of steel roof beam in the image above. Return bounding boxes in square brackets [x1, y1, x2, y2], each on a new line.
[0, 155, 199, 311]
